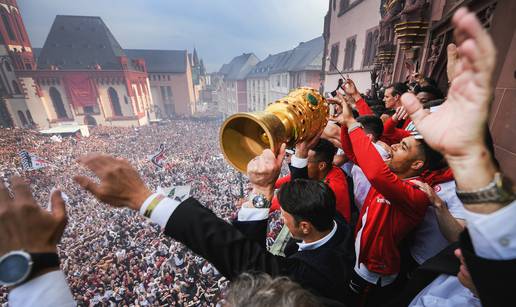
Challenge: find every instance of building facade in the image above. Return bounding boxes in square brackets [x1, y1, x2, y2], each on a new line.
[216, 53, 259, 117]
[247, 36, 324, 111]
[322, 0, 382, 94]
[372, 0, 516, 181]
[0, 1, 203, 128]
[0, 0, 36, 128]
[125, 49, 196, 117]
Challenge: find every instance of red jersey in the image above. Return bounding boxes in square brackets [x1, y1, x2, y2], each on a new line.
[341, 126, 429, 275]
[270, 166, 351, 223]
[380, 117, 412, 145]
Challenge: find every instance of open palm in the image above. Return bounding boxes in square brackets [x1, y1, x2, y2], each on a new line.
[401, 8, 496, 158]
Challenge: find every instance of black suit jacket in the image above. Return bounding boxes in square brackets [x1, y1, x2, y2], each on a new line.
[385, 242, 460, 307]
[459, 230, 516, 307]
[165, 197, 351, 305]
[388, 228, 516, 307]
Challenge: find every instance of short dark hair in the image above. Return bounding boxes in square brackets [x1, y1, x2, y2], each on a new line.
[370, 104, 387, 117]
[416, 139, 444, 171]
[312, 138, 337, 168]
[278, 179, 336, 232]
[423, 98, 445, 109]
[417, 85, 444, 99]
[387, 82, 408, 97]
[357, 115, 383, 142]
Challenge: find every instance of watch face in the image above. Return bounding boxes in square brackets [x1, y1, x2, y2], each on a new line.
[0, 253, 31, 285]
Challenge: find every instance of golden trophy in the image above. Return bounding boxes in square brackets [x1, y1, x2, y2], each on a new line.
[220, 87, 329, 173]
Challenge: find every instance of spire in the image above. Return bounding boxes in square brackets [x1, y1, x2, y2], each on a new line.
[193, 48, 199, 66]
[200, 59, 206, 75]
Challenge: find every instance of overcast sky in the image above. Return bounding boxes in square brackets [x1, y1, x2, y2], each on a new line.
[18, 0, 328, 72]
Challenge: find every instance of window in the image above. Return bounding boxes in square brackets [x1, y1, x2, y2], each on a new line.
[14, 14, 25, 42]
[343, 36, 356, 71]
[26, 110, 34, 124]
[108, 87, 123, 116]
[329, 43, 339, 72]
[17, 111, 27, 126]
[83, 106, 94, 114]
[363, 29, 379, 68]
[49, 87, 68, 118]
[340, 0, 350, 13]
[12, 80, 21, 94]
[1, 9, 16, 41]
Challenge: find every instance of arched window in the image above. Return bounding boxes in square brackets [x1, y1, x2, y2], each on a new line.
[4, 61, 12, 72]
[17, 110, 27, 126]
[1, 9, 16, 41]
[12, 80, 21, 94]
[25, 110, 34, 124]
[108, 87, 123, 116]
[13, 13, 25, 42]
[49, 87, 68, 119]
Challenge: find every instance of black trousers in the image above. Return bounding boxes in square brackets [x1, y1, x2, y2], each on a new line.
[348, 269, 405, 307]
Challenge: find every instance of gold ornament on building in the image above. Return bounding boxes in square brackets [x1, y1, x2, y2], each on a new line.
[375, 44, 396, 66]
[220, 87, 328, 173]
[394, 21, 429, 50]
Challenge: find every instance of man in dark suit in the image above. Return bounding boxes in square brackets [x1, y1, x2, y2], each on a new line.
[74, 146, 352, 305]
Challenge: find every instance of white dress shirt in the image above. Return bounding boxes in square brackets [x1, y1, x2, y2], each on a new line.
[8, 270, 75, 307]
[410, 200, 516, 306]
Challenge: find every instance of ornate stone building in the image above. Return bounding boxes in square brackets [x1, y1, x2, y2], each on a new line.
[0, 0, 36, 128]
[372, 0, 516, 181]
[0, 1, 202, 129]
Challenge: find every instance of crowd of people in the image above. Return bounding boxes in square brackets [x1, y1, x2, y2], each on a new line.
[0, 7, 514, 307]
[0, 120, 254, 306]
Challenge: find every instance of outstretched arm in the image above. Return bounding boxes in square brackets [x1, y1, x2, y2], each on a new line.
[74, 147, 292, 280]
[0, 178, 74, 307]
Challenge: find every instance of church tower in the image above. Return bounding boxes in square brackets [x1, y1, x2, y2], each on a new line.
[0, 0, 35, 70]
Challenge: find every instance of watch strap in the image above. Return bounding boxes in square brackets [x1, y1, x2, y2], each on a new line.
[456, 172, 515, 204]
[29, 253, 60, 279]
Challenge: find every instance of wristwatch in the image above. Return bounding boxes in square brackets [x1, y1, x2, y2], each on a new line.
[250, 193, 271, 209]
[456, 172, 515, 204]
[0, 250, 60, 287]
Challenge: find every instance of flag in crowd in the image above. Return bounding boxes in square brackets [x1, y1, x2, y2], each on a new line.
[18, 150, 49, 171]
[149, 143, 166, 169]
[157, 185, 191, 202]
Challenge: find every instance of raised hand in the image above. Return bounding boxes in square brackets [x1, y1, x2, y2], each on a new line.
[392, 106, 409, 122]
[74, 154, 152, 211]
[401, 7, 496, 159]
[247, 144, 286, 196]
[0, 177, 67, 255]
[295, 129, 323, 158]
[327, 96, 355, 126]
[446, 43, 459, 83]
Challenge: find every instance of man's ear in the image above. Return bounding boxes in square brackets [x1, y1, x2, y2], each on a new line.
[318, 161, 327, 172]
[299, 221, 312, 235]
[410, 159, 425, 171]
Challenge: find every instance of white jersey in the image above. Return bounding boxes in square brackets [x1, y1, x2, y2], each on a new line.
[410, 180, 466, 264]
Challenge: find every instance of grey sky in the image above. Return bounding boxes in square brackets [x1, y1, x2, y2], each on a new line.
[18, 0, 328, 72]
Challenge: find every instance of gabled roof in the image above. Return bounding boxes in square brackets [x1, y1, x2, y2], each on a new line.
[247, 51, 289, 78]
[125, 49, 187, 73]
[37, 15, 133, 70]
[285, 36, 324, 72]
[217, 53, 259, 80]
[249, 36, 323, 77]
